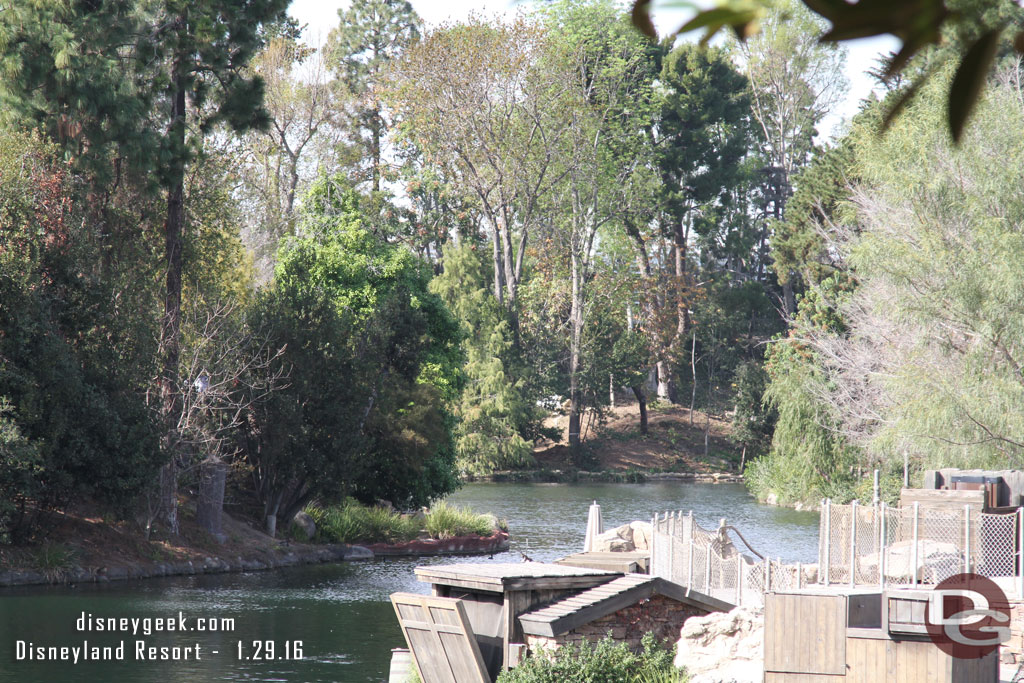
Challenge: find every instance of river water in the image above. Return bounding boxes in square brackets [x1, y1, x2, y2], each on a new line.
[0, 482, 818, 682]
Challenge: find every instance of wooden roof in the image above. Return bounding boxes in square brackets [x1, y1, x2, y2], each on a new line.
[518, 574, 731, 637]
[415, 562, 618, 593]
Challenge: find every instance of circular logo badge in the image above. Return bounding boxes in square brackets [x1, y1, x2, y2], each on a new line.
[924, 572, 1011, 659]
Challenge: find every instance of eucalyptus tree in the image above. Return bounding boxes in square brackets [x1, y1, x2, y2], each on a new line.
[235, 34, 344, 281]
[538, 0, 660, 450]
[634, 42, 753, 402]
[386, 16, 575, 333]
[733, 0, 846, 314]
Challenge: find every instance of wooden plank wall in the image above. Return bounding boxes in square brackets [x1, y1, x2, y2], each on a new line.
[764, 594, 847, 675]
[391, 593, 490, 683]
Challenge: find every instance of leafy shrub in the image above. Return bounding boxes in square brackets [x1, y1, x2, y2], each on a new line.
[308, 500, 420, 544]
[497, 633, 683, 683]
[424, 501, 495, 539]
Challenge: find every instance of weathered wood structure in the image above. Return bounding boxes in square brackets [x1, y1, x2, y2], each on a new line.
[764, 588, 999, 682]
[555, 550, 650, 574]
[413, 562, 617, 677]
[390, 593, 490, 683]
[923, 468, 1024, 512]
[518, 573, 728, 652]
[403, 562, 727, 682]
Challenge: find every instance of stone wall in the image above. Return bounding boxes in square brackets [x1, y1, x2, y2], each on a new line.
[526, 595, 707, 653]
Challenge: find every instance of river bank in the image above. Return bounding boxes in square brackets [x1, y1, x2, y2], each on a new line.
[0, 501, 510, 588]
[466, 469, 744, 484]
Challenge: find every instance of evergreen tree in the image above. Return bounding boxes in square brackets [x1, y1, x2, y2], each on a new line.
[430, 242, 534, 474]
[327, 0, 421, 193]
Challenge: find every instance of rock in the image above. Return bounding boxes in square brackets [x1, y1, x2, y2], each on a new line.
[291, 511, 316, 541]
[764, 493, 778, 506]
[630, 521, 653, 551]
[674, 606, 763, 683]
[345, 545, 374, 561]
[592, 524, 635, 552]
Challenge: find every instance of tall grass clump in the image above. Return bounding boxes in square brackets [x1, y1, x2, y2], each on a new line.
[424, 501, 495, 539]
[307, 500, 420, 544]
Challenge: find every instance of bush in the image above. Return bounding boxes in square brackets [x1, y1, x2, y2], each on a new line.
[424, 501, 495, 539]
[496, 633, 683, 683]
[305, 499, 501, 544]
[307, 500, 420, 544]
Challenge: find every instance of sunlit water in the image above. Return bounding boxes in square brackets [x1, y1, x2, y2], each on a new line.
[0, 482, 818, 682]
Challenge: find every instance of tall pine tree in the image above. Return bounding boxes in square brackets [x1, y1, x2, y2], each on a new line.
[327, 0, 421, 193]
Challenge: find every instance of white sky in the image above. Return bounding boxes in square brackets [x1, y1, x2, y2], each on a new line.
[288, 0, 900, 139]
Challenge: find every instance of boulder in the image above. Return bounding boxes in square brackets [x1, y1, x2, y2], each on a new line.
[630, 521, 652, 551]
[291, 511, 316, 541]
[592, 523, 635, 552]
[674, 606, 763, 683]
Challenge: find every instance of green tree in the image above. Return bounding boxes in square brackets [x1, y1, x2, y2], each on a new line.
[735, 0, 846, 315]
[0, 131, 162, 541]
[639, 42, 754, 402]
[327, 0, 421, 194]
[243, 180, 462, 533]
[0, 0, 290, 534]
[540, 0, 660, 452]
[430, 242, 534, 474]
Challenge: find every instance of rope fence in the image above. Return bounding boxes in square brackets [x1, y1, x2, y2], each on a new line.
[650, 511, 809, 608]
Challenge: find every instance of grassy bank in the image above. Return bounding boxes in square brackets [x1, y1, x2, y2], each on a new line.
[303, 500, 503, 545]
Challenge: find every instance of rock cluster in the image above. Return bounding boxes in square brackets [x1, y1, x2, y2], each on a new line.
[673, 606, 763, 683]
[589, 521, 652, 552]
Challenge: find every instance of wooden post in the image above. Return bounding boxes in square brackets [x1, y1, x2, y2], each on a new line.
[668, 512, 675, 583]
[912, 502, 920, 587]
[963, 504, 971, 574]
[1017, 507, 1023, 599]
[880, 502, 887, 590]
[797, 561, 803, 590]
[688, 511, 695, 591]
[765, 556, 772, 593]
[823, 499, 831, 586]
[650, 514, 657, 573]
[850, 500, 858, 587]
[873, 469, 880, 506]
[904, 450, 910, 488]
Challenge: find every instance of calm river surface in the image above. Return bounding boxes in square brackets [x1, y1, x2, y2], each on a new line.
[0, 482, 818, 682]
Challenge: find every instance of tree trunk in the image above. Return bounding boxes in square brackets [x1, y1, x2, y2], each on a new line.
[491, 217, 504, 306]
[689, 330, 697, 427]
[656, 360, 672, 403]
[371, 107, 381, 194]
[265, 492, 282, 538]
[568, 253, 584, 451]
[609, 374, 615, 408]
[631, 385, 648, 435]
[158, 58, 187, 536]
[782, 279, 796, 318]
[196, 457, 227, 541]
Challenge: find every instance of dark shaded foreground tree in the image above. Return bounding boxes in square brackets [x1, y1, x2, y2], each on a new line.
[0, 0, 290, 534]
[0, 131, 162, 543]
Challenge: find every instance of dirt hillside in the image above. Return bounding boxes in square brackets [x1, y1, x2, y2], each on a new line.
[533, 396, 740, 473]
